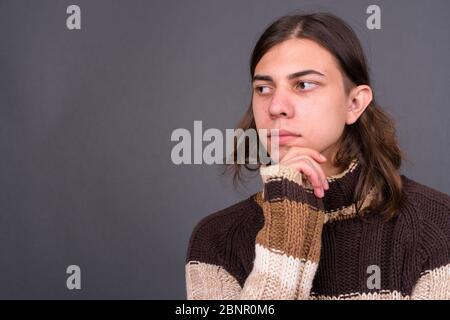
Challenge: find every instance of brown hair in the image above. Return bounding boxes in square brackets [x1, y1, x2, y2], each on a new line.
[222, 12, 409, 221]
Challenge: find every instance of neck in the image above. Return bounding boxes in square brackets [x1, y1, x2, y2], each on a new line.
[321, 161, 346, 177]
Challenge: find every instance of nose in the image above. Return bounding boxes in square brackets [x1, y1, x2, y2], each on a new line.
[268, 88, 295, 119]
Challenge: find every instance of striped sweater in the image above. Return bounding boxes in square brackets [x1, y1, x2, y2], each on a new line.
[185, 159, 450, 299]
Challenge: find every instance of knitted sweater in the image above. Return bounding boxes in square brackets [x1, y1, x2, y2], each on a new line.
[185, 159, 450, 299]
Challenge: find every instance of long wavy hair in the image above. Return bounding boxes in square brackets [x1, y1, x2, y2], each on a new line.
[222, 12, 409, 221]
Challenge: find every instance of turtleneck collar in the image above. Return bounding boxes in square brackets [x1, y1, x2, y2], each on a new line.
[255, 157, 374, 220]
[321, 158, 362, 213]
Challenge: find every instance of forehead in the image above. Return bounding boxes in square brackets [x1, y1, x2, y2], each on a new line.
[254, 38, 341, 77]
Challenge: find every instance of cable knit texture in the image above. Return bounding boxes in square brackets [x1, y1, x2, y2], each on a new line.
[185, 159, 450, 299]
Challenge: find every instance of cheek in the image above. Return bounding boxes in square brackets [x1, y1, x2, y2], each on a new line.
[252, 99, 268, 128]
[301, 95, 347, 144]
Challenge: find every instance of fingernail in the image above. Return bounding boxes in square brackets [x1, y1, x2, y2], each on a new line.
[321, 155, 327, 161]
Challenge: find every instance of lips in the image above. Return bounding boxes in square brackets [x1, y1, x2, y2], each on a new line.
[267, 129, 302, 145]
[268, 129, 301, 137]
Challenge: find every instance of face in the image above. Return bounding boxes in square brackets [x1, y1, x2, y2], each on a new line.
[252, 38, 354, 162]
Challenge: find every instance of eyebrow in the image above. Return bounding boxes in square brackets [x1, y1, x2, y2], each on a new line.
[252, 69, 325, 82]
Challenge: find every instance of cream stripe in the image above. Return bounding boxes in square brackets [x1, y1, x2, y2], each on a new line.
[310, 290, 409, 300]
[297, 260, 319, 299]
[248, 244, 318, 299]
[411, 263, 450, 299]
[185, 261, 241, 300]
[260, 164, 303, 186]
[260, 159, 359, 188]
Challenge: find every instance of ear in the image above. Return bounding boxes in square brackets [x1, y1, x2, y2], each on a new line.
[345, 85, 373, 125]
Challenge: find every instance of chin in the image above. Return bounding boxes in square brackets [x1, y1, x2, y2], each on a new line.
[267, 147, 288, 163]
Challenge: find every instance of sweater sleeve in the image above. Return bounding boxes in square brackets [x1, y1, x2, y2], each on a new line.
[411, 199, 450, 300]
[185, 164, 325, 300]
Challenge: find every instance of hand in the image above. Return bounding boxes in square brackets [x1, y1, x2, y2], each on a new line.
[278, 147, 329, 198]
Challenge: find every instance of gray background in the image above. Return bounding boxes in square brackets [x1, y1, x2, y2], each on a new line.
[0, 0, 449, 299]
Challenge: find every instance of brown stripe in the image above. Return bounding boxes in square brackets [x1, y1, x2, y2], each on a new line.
[255, 198, 324, 262]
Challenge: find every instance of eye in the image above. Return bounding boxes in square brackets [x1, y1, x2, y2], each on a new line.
[254, 85, 272, 95]
[296, 81, 317, 91]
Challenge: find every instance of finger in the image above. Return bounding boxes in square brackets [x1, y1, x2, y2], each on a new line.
[300, 158, 326, 197]
[284, 157, 324, 198]
[282, 155, 328, 191]
[303, 156, 329, 191]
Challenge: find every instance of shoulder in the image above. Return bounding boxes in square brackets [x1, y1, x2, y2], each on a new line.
[400, 175, 450, 267]
[401, 174, 450, 221]
[185, 192, 264, 264]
